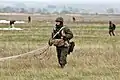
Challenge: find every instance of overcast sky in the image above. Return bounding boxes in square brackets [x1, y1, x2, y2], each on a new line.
[1, 0, 120, 4]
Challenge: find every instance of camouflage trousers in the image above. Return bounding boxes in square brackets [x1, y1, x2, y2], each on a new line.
[109, 29, 115, 36]
[56, 46, 69, 67]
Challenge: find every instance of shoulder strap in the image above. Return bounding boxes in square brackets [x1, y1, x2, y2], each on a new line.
[52, 26, 65, 39]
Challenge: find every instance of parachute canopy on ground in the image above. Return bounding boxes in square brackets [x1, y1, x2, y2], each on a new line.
[0, 20, 25, 24]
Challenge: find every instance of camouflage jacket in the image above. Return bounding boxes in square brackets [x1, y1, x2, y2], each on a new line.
[52, 26, 73, 41]
[109, 23, 116, 30]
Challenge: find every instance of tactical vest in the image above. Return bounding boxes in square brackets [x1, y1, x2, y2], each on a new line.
[53, 26, 65, 39]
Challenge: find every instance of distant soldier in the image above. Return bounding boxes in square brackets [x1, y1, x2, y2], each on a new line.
[48, 17, 74, 68]
[28, 16, 31, 23]
[9, 20, 16, 28]
[109, 21, 116, 36]
[72, 17, 76, 22]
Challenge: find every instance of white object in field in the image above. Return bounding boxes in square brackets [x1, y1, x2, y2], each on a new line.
[0, 28, 23, 30]
[0, 20, 9, 23]
[15, 21, 25, 24]
[0, 20, 25, 24]
[11, 24, 15, 28]
[66, 14, 81, 16]
[46, 22, 50, 23]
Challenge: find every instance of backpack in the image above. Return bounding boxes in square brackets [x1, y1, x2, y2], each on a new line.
[113, 24, 116, 30]
[68, 41, 75, 55]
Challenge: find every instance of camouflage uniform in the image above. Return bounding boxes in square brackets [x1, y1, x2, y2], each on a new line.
[73, 17, 76, 22]
[49, 17, 73, 68]
[28, 16, 31, 23]
[109, 21, 116, 36]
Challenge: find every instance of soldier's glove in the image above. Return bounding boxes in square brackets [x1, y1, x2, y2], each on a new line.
[48, 39, 54, 46]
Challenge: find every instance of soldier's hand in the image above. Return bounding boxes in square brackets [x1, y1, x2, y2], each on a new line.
[61, 36, 67, 41]
[48, 39, 53, 46]
[61, 36, 64, 39]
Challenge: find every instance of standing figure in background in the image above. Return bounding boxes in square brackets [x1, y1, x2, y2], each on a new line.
[72, 17, 76, 22]
[9, 20, 16, 28]
[109, 21, 116, 36]
[28, 16, 31, 23]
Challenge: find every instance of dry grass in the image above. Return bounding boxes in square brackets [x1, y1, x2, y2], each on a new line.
[0, 15, 120, 80]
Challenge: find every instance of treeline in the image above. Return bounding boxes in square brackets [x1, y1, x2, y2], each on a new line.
[0, 6, 81, 14]
[0, 6, 116, 14]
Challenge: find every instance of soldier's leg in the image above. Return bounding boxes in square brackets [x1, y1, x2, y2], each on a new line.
[60, 47, 69, 68]
[56, 47, 61, 65]
[112, 30, 115, 36]
[109, 30, 112, 36]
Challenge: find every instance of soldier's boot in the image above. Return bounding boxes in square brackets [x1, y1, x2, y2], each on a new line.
[60, 62, 67, 68]
[60, 59, 67, 68]
[109, 32, 112, 36]
[60, 64, 65, 68]
[59, 55, 67, 68]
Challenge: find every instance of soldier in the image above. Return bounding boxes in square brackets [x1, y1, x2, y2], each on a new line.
[28, 16, 31, 23]
[72, 17, 76, 22]
[49, 17, 73, 68]
[9, 20, 16, 28]
[109, 21, 116, 36]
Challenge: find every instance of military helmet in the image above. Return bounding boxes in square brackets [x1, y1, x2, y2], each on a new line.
[55, 17, 64, 22]
[109, 21, 112, 23]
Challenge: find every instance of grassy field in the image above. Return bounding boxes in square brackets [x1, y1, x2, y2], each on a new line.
[0, 15, 120, 80]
